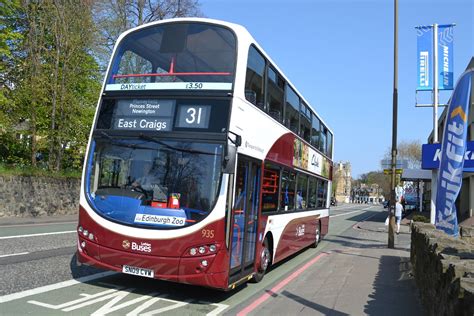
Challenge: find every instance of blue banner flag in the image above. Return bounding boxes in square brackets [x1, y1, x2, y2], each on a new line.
[435, 70, 472, 236]
[416, 25, 454, 91]
[416, 26, 433, 90]
[438, 25, 454, 90]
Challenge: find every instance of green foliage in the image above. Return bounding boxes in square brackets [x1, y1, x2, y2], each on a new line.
[0, 0, 203, 175]
[0, 163, 81, 179]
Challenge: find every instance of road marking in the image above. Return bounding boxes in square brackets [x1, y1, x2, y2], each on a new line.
[0, 221, 77, 228]
[0, 252, 29, 258]
[237, 252, 328, 316]
[0, 230, 76, 240]
[0, 271, 116, 303]
[330, 206, 377, 218]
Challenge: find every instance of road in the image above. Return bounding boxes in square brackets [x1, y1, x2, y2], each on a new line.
[0, 204, 421, 315]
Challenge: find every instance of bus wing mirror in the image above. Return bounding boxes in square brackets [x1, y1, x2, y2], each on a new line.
[223, 144, 237, 174]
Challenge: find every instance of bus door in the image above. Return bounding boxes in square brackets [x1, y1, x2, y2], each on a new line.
[229, 155, 261, 282]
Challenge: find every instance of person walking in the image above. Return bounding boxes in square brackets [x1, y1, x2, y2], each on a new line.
[395, 198, 404, 234]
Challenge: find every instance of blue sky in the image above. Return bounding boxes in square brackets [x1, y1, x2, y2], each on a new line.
[201, 0, 473, 178]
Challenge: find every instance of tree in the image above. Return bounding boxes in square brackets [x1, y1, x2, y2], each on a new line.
[92, 0, 202, 68]
[1, 0, 100, 171]
[385, 140, 422, 169]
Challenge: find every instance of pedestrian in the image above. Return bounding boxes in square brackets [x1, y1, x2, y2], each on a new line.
[395, 198, 404, 234]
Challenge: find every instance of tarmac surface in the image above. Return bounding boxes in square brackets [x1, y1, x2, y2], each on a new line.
[0, 206, 425, 315]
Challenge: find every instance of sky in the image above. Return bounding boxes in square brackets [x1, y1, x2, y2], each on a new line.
[200, 0, 473, 178]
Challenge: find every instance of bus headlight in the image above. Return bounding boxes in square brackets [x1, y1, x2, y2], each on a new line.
[201, 260, 208, 267]
[198, 246, 206, 254]
[209, 245, 217, 252]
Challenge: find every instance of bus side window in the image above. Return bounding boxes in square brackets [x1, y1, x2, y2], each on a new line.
[280, 170, 296, 211]
[245, 46, 265, 107]
[285, 85, 299, 134]
[262, 165, 280, 212]
[266, 67, 284, 123]
[308, 177, 317, 208]
[300, 102, 311, 143]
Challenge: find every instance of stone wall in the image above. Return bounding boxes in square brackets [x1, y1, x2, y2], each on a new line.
[0, 175, 80, 217]
[411, 222, 474, 316]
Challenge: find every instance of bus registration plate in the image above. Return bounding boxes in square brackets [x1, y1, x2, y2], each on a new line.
[122, 265, 154, 278]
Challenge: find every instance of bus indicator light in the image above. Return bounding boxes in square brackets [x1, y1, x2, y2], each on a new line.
[81, 241, 86, 248]
[190, 248, 197, 256]
[88, 233, 94, 241]
[78, 226, 83, 233]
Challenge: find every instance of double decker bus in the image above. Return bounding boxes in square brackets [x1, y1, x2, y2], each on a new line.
[77, 18, 334, 290]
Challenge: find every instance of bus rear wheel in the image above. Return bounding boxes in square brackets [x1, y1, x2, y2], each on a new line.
[252, 238, 271, 283]
[311, 221, 321, 248]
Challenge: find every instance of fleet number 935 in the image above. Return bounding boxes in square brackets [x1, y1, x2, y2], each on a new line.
[202, 229, 215, 238]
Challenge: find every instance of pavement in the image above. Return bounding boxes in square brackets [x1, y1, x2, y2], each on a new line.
[245, 207, 424, 315]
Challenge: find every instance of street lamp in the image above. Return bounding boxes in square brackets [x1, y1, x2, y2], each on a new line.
[388, 0, 398, 249]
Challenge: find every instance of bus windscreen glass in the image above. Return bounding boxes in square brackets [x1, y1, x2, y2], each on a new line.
[106, 22, 236, 91]
[86, 138, 223, 228]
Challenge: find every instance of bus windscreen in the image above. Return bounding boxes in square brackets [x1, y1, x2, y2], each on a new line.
[106, 22, 236, 91]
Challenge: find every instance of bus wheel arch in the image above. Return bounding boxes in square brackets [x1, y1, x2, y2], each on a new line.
[252, 233, 273, 283]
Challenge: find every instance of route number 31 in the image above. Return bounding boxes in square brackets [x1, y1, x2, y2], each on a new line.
[185, 107, 203, 124]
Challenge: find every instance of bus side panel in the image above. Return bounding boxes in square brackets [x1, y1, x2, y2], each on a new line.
[272, 215, 318, 264]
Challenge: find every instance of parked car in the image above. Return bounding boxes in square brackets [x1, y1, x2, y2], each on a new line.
[404, 196, 419, 213]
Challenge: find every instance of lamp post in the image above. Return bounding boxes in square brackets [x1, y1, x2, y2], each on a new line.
[388, 0, 398, 249]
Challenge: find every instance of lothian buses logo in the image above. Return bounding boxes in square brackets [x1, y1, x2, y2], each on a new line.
[122, 239, 152, 253]
[122, 240, 131, 249]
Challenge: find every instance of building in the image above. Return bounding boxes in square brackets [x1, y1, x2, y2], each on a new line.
[333, 161, 351, 203]
[351, 183, 384, 204]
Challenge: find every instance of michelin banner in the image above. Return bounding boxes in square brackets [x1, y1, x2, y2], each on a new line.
[416, 25, 454, 91]
[435, 70, 472, 236]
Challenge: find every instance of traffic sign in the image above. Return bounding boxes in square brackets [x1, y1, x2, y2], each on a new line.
[381, 159, 408, 169]
[384, 169, 403, 175]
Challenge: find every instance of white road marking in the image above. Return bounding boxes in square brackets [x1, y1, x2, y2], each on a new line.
[0, 271, 116, 303]
[0, 230, 76, 240]
[0, 252, 29, 258]
[0, 221, 77, 228]
[330, 206, 377, 218]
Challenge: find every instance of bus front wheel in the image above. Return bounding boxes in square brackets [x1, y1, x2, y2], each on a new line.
[252, 238, 271, 283]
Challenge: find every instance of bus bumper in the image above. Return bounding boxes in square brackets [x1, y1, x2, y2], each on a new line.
[76, 237, 229, 290]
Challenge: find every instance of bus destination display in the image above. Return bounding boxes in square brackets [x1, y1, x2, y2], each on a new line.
[111, 99, 212, 131]
[113, 99, 174, 131]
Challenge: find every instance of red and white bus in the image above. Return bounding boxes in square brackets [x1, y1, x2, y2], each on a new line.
[77, 18, 334, 290]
